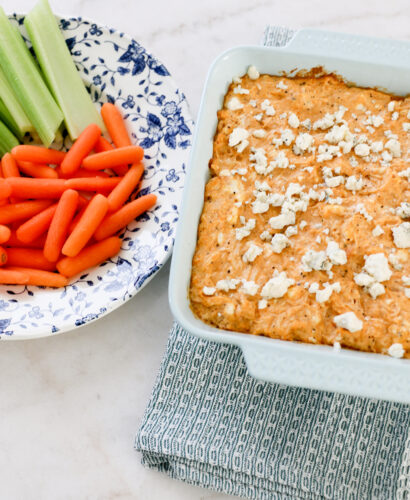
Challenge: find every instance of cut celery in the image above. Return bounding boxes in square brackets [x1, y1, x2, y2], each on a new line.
[0, 97, 24, 140]
[0, 119, 19, 156]
[25, 0, 105, 140]
[0, 7, 63, 146]
[0, 66, 33, 138]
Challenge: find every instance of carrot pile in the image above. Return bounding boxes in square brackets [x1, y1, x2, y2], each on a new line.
[0, 103, 156, 287]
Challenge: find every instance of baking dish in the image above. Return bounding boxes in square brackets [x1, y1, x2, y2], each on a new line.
[169, 29, 410, 404]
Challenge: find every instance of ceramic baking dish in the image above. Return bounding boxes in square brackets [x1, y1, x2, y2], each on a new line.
[169, 29, 410, 404]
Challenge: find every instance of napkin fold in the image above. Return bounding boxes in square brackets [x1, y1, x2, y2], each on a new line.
[135, 26, 410, 499]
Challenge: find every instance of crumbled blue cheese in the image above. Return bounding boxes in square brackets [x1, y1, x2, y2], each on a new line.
[403, 123, 410, 132]
[229, 127, 249, 153]
[271, 233, 290, 253]
[392, 222, 410, 248]
[260, 230, 272, 241]
[309, 281, 341, 303]
[258, 299, 267, 309]
[333, 312, 363, 332]
[317, 144, 340, 162]
[325, 175, 345, 188]
[354, 143, 370, 157]
[253, 129, 267, 138]
[299, 220, 308, 230]
[372, 225, 384, 237]
[203, 286, 216, 296]
[276, 80, 288, 90]
[313, 113, 335, 130]
[247, 65, 260, 80]
[370, 141, 384, 153]
[385, 138, 401, 158]
[387, 343, 405, 358]
[301, 250, 331, 272]
[324, 124, 349, 144]
[392, 111, 399, 121]
[301, 118, 311, 130]
[345, 175, 364, 192]
[249, 147, 272, 175]
[326, 241, 347, 265]
[387, 101, 396, 112]
[233, 85, 250, 95]
[398, 168, 410, 181]
[364, 253, 392, 282]
[261, 99, 275, 116]
[288, 113, 300, 128]
[242, 243, 263, 263]
[254, 113, 263, 121]
[389, 251, 403, 271]
[285, 225, 298, 238]
[216, 279, 240, 291]
[271, 151, 290, 169]
[354, 203, 373, 222]
[226, 97, 244, 110]
[396, 202, 410, 219]
[355, 253, 391, 299]
[261, 271, 295, 299]
[235, 217, 256, 240]
[269, 211, 296, 229]
[240, 280, 259, 295]
[293, 133, 314, 155]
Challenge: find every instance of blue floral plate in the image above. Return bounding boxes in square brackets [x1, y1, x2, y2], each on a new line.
[0, 15, 193, 339]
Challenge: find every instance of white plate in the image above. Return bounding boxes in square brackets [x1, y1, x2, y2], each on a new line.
[169, 29, 410, 404]
[0, 15, 192, 339]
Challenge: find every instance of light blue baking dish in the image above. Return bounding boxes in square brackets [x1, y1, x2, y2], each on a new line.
[169, 29, 410, 403]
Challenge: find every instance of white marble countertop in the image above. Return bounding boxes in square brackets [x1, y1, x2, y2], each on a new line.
[1, 0, 409, 498]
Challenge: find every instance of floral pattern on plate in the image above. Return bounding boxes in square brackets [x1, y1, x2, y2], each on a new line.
[0, 15, 193, 339]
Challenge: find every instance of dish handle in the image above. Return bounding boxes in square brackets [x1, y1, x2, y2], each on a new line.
[285, 28, 410, 64]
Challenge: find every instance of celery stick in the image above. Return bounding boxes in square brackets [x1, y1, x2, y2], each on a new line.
[25, 0, 105, 140]
[0, 119, 19, 156]
[0, 98, 24, 140]
[0, 7, 63, 146]
[0, 66, 33, 137]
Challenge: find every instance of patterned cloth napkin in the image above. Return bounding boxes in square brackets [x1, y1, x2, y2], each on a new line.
[135, 27, 410, 499]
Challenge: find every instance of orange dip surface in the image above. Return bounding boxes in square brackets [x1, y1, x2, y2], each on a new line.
[189, 69, 410, 359]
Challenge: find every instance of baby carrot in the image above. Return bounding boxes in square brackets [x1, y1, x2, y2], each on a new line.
[62, 194, 108, 257]
[94, 194, 157, 240]
[57, 236, 121, 277]
[2, 153, 19, 177]
[6, 231, 47, 249]
[107, 163, 144, 212]
[16, 203, 58, 243]
[94, 135, 128, 176]
[64, 177, 122, 192]
[60, 123, 101, 175]
[11, 146, 66, 165]
[0, 246, 7, 266]
[0, 200, 53, 225]
[82, 146, 143, 170]
[44, 189, 79, 262]
[17, 161, 59, 179]
[0, 268, 28, 285]
[101, 103, 132, 148]
[0, 179, 11, 199]
[0, 225, 11, 244]
[7, 178, 66, 199]
[68, 203, 88, 234]
[55, 166, 109, 179]
[5, 248, 56, 272]
[6, 267, 68, 288]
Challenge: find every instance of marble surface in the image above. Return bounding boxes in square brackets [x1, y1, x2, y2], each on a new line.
[1, 1, 409, 499]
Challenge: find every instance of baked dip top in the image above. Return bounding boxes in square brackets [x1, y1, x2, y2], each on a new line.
[189, 66, 410, 359]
